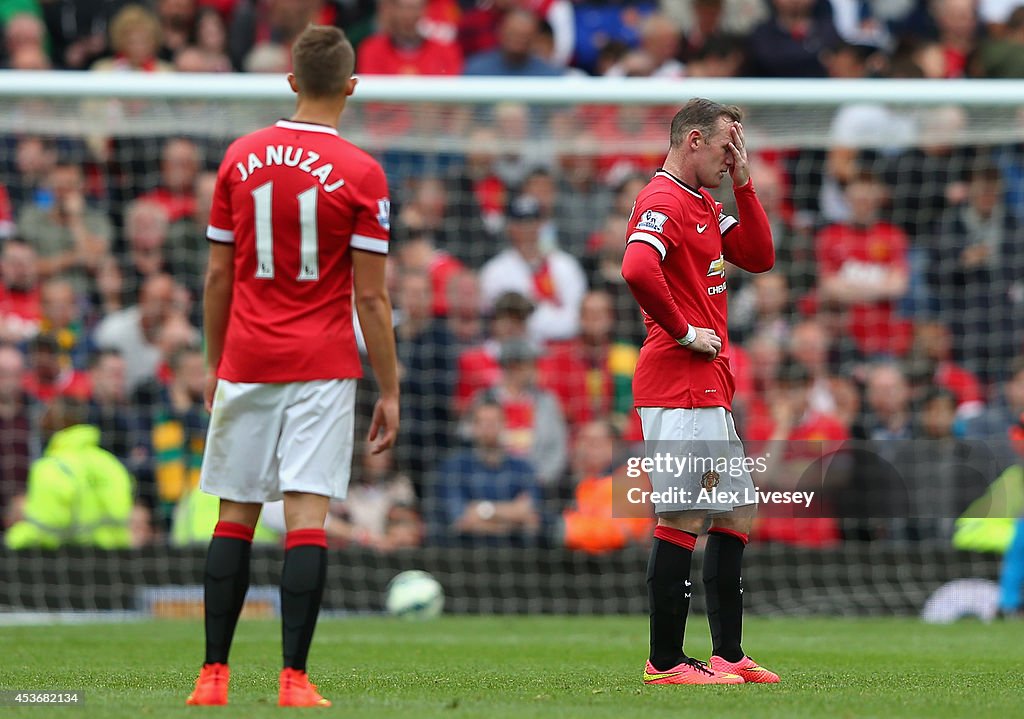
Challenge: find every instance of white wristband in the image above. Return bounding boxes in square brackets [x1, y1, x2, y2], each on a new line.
[676, 325, 697, 346]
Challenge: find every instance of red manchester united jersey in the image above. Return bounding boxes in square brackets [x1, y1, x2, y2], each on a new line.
[208, 120, 390, 383]
[627, 170, 739, 410]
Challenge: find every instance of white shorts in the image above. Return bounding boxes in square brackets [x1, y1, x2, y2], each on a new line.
[200, 379, 356, 503]
[637, 406, 756, 515]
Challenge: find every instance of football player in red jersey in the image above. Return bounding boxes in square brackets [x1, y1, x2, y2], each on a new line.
[621, 98, 780, 685]
[186, 26, 399, 708]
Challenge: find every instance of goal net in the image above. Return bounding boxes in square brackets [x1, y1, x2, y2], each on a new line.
[0, 73, 1021, 617]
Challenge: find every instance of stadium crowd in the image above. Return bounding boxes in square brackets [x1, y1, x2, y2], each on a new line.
[1, 0, 1024, 554]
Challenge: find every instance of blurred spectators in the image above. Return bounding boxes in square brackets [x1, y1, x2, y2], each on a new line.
[933, 164, 1024, 382]
[479, 194, 586, 343]
[155, 0, 199, 61]
[38, 278, 90, 370]
[605, 13, 684, 78]
[327, 446, 422, 550]
[2, 12, 46, 69]
[475, 337, 568, 486]
[22, 332, 91, 403]
[459, 0, 575, 68]
[148, 345, 207, 527]
[445, 270, 484, 352]
[745, 0, 841, 76]
[93, 273, 196, 392]
[538, 290, 639, 434]
[464, 8, 562, 76]
[553, 135, 613, 256]
[5, 396, 134, 550]
[358, 0, 463, 75]
[928, 0, 980, 78]
[7, 135, 57, 209]
[138, 138, 200, 224]
[558, 419, 653, 554]
[87, 349, 152, 505]
[814, 171, 912, 357]
[455, 290, 533, 415]
[0, 238, 41, 344]
[90, 4, 175, 73]
[119, 199, 173, 303]
[16, 162, 112, 297]
[430, 398, 541, 546]
[973, 5, 1024, 77]
[906, 320, 985, 416]
[228, 0, 337, 71]
[393, 269, 457, 485]
[0, 344, 33, 526]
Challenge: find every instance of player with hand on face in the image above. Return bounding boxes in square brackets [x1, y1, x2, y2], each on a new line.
[621, 98, 778, 685]
[186, 25, 399, 708]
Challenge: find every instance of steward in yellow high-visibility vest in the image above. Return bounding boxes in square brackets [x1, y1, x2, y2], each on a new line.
[5, 398, 133, 550]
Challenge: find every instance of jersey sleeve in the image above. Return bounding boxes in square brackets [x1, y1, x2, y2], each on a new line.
[207, 154, 235, 243]
[350, 161, 391, 255]
[715, 200, 738, 236]
[625, 193, 680, 261]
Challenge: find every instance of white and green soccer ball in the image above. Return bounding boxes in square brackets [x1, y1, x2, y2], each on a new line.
[385, 570, 445, 620]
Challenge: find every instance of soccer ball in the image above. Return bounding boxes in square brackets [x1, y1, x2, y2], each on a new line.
[385, 570, 444, 619]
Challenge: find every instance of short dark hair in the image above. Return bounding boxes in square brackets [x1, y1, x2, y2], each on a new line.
[669, 98, 743, 148]
[291, 25, 355, 99]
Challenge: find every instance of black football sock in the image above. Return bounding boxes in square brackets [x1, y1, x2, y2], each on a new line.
[704, 527, 748, 663]
[647, 526, 698, 671]
[281, 528, 328, 671]
[204, 521, 254, 665]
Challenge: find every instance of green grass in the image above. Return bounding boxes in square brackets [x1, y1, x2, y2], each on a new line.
[1, 616, 1021, 718]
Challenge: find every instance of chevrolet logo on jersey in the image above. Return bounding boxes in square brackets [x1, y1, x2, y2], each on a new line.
[706, 254, 726, 278]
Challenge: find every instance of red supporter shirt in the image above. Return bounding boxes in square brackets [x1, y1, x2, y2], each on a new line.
[138, 188, 196, 223]
[357, 34, 463, 76]
[815, 222, 911, 357]
[207, 120, 391, 383]
[626, 171, 745, 411]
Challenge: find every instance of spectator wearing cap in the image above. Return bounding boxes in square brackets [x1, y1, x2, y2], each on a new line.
[454, 290, 534, 416]
[480, 194, 587, 344]
[475, 337, 568, 486]
[429, 398, 542, 547]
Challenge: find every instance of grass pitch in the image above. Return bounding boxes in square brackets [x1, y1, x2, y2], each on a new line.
[1, 615, 1021, 719]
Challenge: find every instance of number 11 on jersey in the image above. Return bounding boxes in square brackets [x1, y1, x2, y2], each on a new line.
[251, 181, 320, 281]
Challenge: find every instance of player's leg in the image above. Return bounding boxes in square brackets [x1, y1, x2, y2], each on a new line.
[647, 509, 704, 670]
[187, 500, 264, 706]
[639, 406, 742, 685]
[705, 410, 779, 683]
[704, 504, 755, 663]
[280, 492, 330, 675]
[188, 381, 283, 706]
[276, 379, 355, 707]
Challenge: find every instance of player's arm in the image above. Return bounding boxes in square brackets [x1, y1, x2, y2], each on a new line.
[722, 122, 775, 274]
[352, 249, 399, 453]
[203, 241, 234, 410]
[620, 241, 721, 359]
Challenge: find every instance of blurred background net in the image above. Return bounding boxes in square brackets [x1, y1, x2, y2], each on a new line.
[1, 70, 1024, 615]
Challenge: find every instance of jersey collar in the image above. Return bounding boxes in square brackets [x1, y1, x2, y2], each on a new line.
[275, 119, 339, 136]
[655, 169, 703, 198]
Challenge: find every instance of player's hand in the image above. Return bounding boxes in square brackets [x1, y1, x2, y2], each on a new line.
[686, 327, 722, 361]
[727, 122, 750, 187]
[368, 394, 399, 454]
[204, 372, 218, 413]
